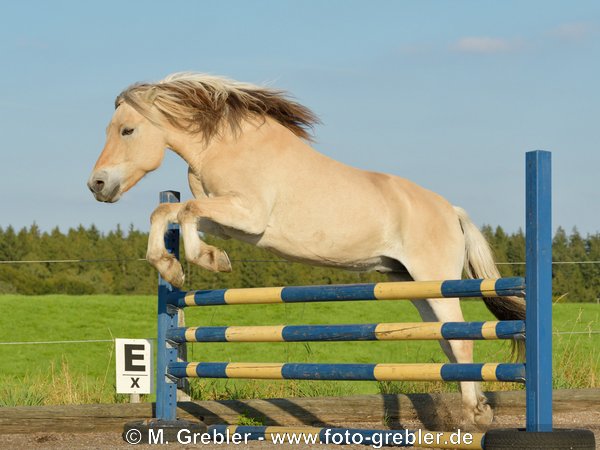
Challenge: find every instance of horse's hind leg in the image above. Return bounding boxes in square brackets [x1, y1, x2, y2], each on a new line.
[413, 297, 492, 429]
[387, 270, 492, 429]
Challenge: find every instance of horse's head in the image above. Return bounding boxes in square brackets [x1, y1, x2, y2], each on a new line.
[88, 97, 167, 203]
[89, 73, 319, 202]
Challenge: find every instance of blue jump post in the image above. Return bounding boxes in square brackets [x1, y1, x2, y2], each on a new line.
[124, 191, 207, 443]
[525, 150, 552, 431]
[486, 152, 593, 447]
[155, 190, 180, 422]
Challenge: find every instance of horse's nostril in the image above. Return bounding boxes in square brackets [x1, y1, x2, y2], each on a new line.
[88, 177, 106, 194]
[94, 179, 105, 192]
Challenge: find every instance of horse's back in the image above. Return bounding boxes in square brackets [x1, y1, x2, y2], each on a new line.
[197, 118, 464, 273]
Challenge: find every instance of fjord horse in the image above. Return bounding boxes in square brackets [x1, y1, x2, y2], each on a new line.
[88, 73, 524, 427]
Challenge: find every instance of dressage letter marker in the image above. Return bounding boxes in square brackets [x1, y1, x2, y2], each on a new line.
[116, 338, 153, 394]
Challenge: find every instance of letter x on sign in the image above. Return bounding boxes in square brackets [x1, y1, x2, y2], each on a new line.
[130, 377, 140, 388]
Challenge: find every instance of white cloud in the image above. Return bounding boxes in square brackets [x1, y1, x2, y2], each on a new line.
[552, 22, 593, 41]
[451, 37, 521, 54]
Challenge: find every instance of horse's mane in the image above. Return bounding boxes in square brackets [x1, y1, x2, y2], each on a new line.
[115, 73, 319, 142]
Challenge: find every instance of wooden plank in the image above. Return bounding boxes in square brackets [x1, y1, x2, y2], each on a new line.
[0, 389, 598, 434]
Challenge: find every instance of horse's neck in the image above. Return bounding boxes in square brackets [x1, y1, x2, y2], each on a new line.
[172, 117, 306, 175]
[166, 128, 217, 175]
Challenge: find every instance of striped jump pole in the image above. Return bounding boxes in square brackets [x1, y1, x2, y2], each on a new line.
[167, 320, 525, 343]
[169, 362, 525, 382]
[168, 277, 525, 307]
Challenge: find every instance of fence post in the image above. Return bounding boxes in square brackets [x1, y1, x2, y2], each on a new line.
[156, 191, 180, 421]
[525, 150, 552, 431]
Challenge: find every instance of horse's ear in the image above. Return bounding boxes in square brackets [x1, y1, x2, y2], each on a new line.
[143, 86, 158, 104]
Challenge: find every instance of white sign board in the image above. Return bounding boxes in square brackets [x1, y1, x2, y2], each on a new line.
[115, 338, 153, 394]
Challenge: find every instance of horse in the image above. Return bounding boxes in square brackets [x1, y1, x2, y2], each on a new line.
[88, 72, 525, 428]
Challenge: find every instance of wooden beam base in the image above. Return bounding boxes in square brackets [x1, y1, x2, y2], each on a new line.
[0, 389, 597, 435]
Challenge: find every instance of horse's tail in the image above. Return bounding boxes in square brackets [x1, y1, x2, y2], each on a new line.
[454, 206, 526, 360]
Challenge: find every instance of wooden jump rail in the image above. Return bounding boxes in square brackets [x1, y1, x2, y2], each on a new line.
[168, 361, 525, 382]
[167, 277, 526, 306]
[166, 320, 526, 343]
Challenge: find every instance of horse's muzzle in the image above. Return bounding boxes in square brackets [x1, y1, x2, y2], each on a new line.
[87, 170, 121, 203]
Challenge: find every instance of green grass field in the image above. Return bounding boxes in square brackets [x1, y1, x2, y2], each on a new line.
[0, 295, 598, 406]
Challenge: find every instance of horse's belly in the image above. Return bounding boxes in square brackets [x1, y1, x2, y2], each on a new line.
[246, 227, 398, 272]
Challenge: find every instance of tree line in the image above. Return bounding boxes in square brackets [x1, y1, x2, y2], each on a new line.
[0, 224, 598, 302]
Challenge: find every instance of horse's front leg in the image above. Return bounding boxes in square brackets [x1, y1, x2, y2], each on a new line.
[146, 202, 186, 287]
[178, 195, 268, 272]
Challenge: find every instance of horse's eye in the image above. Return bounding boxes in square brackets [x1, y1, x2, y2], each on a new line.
[121, 128, 135, 136]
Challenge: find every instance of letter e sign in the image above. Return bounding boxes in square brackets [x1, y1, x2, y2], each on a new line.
[115, 338, 153, 394]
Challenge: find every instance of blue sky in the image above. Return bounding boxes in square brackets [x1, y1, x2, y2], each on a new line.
[1, 1, 598, 234]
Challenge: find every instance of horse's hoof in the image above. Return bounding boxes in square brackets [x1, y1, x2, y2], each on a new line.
[460, 401, 493, 432]
[165, 269, 185, 289]
[190, 247, 232, 273]
[149, 253, 185, 288]
[473, 402, 494, 428]
[215, 250, 232, 272]
[160, 261, 185, 288]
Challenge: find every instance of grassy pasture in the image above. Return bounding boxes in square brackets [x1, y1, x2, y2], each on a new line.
[0, 295, 598, 406]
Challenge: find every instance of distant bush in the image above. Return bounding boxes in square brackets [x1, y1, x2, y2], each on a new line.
[47, 275, 97, 295]
[0, 223, 598, 301]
